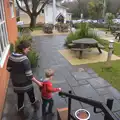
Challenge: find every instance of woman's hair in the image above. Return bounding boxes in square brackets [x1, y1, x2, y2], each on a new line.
[16, 40, 31, 53]
[45, 69, 54, 78]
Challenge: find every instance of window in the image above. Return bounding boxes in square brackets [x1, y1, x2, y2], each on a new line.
[42, 9, 44, 14]
[9, 0, 15, 18]
[0, 0, 9, 67]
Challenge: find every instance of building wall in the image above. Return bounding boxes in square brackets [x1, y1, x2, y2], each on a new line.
[0, 0, 17, 118]
[45, 5, 53, 23]
[45, 5, 67, 24]
[66, 13, 72, 21]
[4, 0, 18, 44]
[20, 11, 45, 24]
[56, 7, 67, 23]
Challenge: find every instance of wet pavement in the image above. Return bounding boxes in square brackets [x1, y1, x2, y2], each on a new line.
[2, 35, 120, 120]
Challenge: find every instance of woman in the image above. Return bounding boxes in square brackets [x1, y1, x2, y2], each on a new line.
[7, 40, 42, 116]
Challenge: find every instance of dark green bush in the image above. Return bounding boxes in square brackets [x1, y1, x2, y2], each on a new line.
[66, 22, 89, 45]
[43, 23, 54, 33]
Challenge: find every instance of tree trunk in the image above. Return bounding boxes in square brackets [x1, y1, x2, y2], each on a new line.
[30, 15, 37, 28]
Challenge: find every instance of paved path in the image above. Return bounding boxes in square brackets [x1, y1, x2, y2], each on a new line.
[2, 35, 120, 120]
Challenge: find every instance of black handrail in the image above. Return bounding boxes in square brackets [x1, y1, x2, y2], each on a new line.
[59, 91, 118, 120]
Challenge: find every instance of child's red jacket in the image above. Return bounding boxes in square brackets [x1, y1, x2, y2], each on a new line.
[40, 80, 60, 99]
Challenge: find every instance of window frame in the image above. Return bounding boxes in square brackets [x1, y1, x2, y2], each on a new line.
[9, 0, 15, 18]
[0, 0, 9, 68]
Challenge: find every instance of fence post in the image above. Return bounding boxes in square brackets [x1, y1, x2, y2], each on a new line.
[68, 91, 72, 120]
[104, 99, 114, 120]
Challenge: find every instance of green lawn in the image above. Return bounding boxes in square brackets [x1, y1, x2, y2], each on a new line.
[98, 39, 120, 56]
[88, 60, 120, 91]
[88, 40, 120, 91]
[32, 26, 42, 30]
[88, 39, 120, 91]
[97, 28, 109, 31]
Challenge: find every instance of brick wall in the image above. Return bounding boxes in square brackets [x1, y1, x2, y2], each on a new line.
[0, 0, 18, 118]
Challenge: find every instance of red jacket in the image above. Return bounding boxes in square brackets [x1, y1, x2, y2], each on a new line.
[40, 80, 60, 99]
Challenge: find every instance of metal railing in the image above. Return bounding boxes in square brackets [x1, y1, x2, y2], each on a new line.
[59, 91, 118, 120]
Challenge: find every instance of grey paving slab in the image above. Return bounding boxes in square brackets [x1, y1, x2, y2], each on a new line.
[52, 94, 67, 109]
[72, 72, 92, 81]
[2, 35, 120, 120]
[85, 107, 104, 120]
[103, 93, 120, 112]
[71, 100, 82, 111]
[89, 73, 99, 78]
[87, 77, 111, 89]
[73, 84, 102, 99]
[78, 80, 89, 86]
[64, 71, 79, 87]
[96, 87, 110, 95]
[85, 68, 96, 74]
[96, 86, 120, 99]
[58, 83, 71, 92]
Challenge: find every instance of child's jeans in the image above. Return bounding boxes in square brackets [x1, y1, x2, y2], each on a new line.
[42, 97, 54, 116]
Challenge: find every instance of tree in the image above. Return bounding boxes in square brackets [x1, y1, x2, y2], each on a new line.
[88, 0, 104, 20]
[105, 13, 115, 30]
[16, 0, 50, 27]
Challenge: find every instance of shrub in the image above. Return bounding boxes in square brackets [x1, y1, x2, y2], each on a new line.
[55, 23, 69, 32]
[27, 49, 39, 68]
[74, 23, 81, 29]
[10, 43, 15, 54]
[66, 32, 79, 44]
[66, 23, 106, 47]
[105, 13, 115, 30]
[15, 35, 32, 48]
[77, 22, 89, 38]
[15, 35, 39, 68]
[43, 23, 54, 33]
[66, 22, 89, 45]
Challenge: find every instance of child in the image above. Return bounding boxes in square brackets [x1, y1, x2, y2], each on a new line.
[40, 69, 61, 116]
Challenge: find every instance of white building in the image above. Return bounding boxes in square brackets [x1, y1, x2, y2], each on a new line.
[17, 0, 72, 25]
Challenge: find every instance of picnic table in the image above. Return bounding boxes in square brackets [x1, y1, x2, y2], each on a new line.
[115, 31, 120, 41]
[72, 38, 102, 59]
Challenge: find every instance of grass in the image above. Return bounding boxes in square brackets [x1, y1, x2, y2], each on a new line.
[88, 60, 120, 91]
[88, 38, 120, 91]
[97, 28, 109, 31]
[32, 26, 42, 30]
[18, 26, 42, 32]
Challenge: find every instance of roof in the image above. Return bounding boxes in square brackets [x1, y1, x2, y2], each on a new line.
[49, 3, 68, 9]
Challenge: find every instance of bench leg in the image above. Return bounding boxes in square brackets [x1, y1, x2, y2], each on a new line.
[115, 34, 118, 39]
[97, 47, 102, 54]
[118, 35, 120, 42]
[79, 51, 83, 59]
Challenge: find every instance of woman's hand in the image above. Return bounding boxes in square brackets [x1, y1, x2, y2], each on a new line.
[32, 77, 43, 87]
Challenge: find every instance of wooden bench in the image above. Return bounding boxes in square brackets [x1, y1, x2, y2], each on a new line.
[98, 43, 105, 49]
[57, 108, 68, 120]
[68, 43, 74, 48]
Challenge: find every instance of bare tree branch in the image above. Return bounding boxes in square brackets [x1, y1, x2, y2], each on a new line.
[36, 0, 42, 9]
[23, 0, 31, 15]
[37, 0, 49, 15]
[16, 0, 27, 13]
